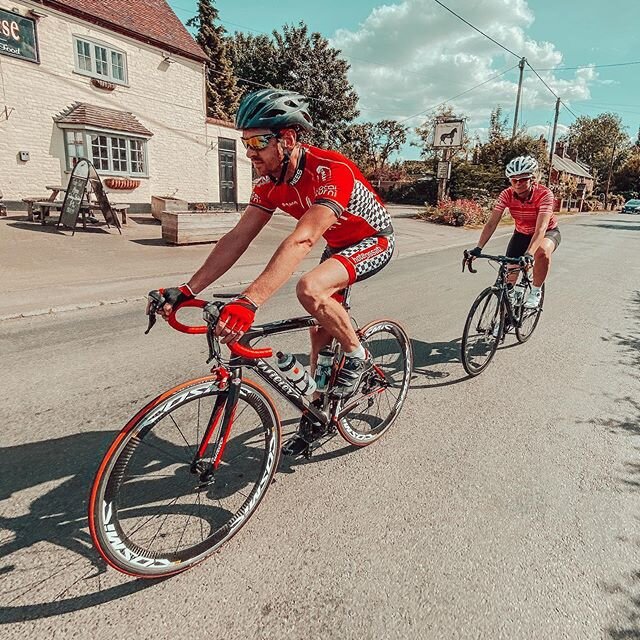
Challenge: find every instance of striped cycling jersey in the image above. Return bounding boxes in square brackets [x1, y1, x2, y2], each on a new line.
[248, 144, 392, 248]
[495, 183, 557, 235]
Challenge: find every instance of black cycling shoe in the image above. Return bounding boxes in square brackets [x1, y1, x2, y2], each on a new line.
[281, 403, 327, 457]
[330, 353, 372, 399]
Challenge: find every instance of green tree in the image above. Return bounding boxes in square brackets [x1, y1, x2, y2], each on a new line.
[339, 120, 408, 179]
[563, 113, 631, 189]
[227, 32, 278, 89]
[475, 105, 547, 170]
[612, 151, 640, 198]
[228, 22, 359, 146]
[187, 0, 239, 121]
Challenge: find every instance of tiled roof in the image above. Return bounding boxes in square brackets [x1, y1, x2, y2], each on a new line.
[552, 154, 593, 179]
[41, 0, 207, 62]
[54, 102, 154, 137]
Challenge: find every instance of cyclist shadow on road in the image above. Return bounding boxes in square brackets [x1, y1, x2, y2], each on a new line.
[410, 337, 470, 388]
[0, 422, 268, 622]
[0, 430, 160, 623]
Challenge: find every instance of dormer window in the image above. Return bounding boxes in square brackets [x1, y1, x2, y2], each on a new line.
[73, 36, 127, 85]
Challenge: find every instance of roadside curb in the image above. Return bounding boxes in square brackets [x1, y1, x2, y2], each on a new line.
[0, 212, 594, 322]
[0, 235, 503, 322]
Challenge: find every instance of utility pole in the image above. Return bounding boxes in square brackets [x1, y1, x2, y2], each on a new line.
[604, 142, 617, 210]
[511, 57, 526, 139]
[547, 97, 561, 186]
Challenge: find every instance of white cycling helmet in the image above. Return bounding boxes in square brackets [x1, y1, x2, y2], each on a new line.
[505, 155, 538, 178]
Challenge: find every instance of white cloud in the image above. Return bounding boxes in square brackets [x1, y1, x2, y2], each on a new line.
[526, 123, 569, 139]
[331, 0, 594, 135]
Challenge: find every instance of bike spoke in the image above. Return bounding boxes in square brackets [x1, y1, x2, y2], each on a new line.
[168, 414, 196, 457]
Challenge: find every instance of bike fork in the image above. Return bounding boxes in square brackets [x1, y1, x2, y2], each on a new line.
[190, 370, 241, 486]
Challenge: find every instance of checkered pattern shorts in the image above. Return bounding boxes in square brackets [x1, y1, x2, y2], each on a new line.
[320, 233, 395, 285]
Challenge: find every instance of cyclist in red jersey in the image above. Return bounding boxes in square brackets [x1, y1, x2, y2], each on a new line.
[155, 89, 395, 455]
[468, 155, 561, 308]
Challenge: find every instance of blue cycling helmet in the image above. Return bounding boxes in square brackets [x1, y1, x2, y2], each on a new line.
[235, 89, 313, 132]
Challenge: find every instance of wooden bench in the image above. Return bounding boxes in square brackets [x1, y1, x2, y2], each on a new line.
[92, 203, 129, 225]
[22, 196, 55, 222]
[26, 200, 129, 226]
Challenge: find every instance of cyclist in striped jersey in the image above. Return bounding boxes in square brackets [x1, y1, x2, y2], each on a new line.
[468, 156, 561, 308]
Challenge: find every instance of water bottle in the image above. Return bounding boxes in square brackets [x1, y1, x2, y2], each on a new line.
[314, 348, 334, 393]
[276, 352, 317, 396]
[513, 282, 526, 306]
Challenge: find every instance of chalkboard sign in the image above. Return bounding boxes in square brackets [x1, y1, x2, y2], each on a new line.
[58, 159, 90, 230]
[88, 165, 121, 231]
[57, 158, 122, 234]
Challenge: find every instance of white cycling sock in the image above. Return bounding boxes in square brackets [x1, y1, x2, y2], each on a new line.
[346, 344, 367, 360]
[530, 285, 541, 294]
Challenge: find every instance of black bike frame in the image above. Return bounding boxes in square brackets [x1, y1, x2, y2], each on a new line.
[491, 261, 534, 328]
[238, 315, 330, 421]
[193, 288, 357, 467]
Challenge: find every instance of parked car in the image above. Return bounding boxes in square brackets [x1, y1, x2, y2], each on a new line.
[621, 199, 640, 213]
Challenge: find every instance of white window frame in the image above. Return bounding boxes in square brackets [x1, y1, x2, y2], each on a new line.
[72, 36, 128, 85]
[63, 128, 149, 177]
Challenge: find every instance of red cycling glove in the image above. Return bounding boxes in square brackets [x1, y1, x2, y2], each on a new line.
[218, 295, 258, 335]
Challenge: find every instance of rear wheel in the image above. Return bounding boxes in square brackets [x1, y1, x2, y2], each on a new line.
[89, 377, 281, 578]
[337, 320, 413, 447]
[515, 282, 545, 343]
[461, 287, 503, 377]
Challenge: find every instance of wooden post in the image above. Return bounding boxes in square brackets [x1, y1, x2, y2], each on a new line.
[547, 98, 561, 187]
[604, 143, 617, 210]
[511, 57, 526, 139]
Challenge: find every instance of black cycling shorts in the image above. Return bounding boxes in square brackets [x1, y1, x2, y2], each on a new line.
[506, 227, 561, 258]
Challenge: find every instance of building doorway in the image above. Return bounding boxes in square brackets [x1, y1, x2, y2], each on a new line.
[218, 137, 236, 207]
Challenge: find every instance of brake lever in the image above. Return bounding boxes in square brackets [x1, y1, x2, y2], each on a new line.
[462, 250, 477, 274]
[145, 290, 165, 335]
[204, 301, 224, 363]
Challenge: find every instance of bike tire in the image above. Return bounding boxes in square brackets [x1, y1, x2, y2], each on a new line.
[337, 320, 413, 447]
[515, 282, 545, 343]
[461, 287, 503, 377]
[88, 376, 281, 578]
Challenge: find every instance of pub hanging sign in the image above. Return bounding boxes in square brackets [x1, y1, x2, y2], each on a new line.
[0, 9, 39, 63]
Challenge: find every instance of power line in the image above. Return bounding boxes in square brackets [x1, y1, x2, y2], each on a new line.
[431, 0, 520, 59]
[398, 64, 519, 123]
[429, 2, 580, 125]
[525, 62, 580, 120]
[537, 60, 640, 71]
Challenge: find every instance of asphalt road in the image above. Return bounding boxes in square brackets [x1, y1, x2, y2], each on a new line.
[1, 213, 639, 639]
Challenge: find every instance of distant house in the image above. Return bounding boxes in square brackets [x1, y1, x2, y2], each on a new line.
[1, 0, 251, 210]
[550, 142, 594, 196]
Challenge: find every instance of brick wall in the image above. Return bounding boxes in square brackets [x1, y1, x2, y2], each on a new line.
[0, 1, 250, 208]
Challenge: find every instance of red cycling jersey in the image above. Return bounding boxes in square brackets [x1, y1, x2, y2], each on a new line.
[249, 144, 392, 248]
[495, 183, 557, 235]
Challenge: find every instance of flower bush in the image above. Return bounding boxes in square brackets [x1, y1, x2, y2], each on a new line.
[418, 197, 492, 227]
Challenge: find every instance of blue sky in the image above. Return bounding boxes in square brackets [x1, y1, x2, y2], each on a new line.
[169, 0, 640, 159]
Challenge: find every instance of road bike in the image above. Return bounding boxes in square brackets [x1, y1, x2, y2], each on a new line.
[460, 250, 544, 376]
[88, 288, 413, 578]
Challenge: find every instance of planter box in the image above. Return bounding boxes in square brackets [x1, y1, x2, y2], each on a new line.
[151, 196, 188, 221]
[162, 211, 240, 245]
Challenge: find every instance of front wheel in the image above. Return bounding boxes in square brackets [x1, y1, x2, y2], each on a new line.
[461, 287, 504, 377]
[88, 376, 281, 578]
[515, 282, 545, 343]
[337, 320, 413, 447]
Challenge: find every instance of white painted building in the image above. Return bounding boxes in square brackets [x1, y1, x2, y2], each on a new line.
[0, 0, 251, 210]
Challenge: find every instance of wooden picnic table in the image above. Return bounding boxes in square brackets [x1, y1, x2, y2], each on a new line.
[24, 185, 129, 225]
